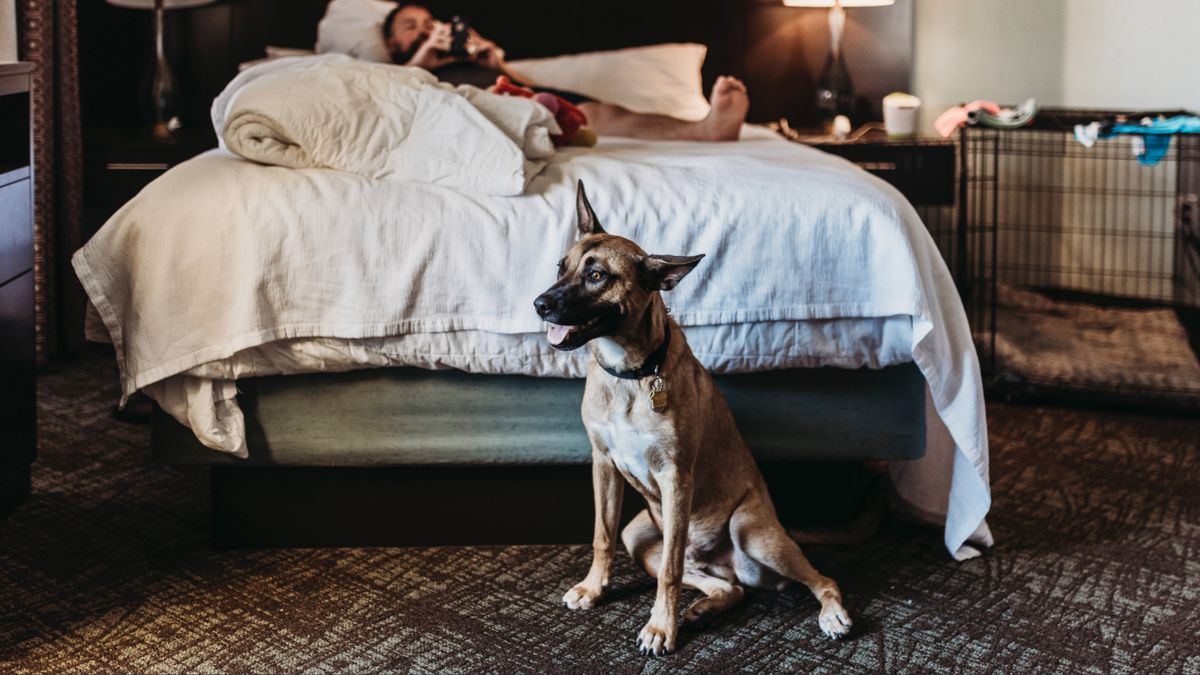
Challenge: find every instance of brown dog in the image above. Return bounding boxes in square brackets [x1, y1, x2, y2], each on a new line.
[533, 181, 852, 656]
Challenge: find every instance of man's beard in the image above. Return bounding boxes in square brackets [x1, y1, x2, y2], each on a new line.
[391, 32, 429, 65]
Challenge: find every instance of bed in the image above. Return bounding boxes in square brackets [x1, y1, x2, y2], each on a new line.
[73, 0, 991, 559]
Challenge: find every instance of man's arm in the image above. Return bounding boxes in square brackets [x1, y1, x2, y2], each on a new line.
[405, 22, 459, 71]
[467, 30, 506, 70]
[467, 29, 536, 84]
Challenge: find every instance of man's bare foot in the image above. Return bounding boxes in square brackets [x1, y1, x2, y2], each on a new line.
[701, 76, 750, 141]
[577, 77, 749, 142]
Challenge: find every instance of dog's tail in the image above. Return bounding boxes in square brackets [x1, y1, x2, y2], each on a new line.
[786, 491, 883, 546]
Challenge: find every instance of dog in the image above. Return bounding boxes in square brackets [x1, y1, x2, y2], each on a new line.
[533, 181, 852, 656]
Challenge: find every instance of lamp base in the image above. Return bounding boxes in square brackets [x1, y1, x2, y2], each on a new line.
[152, 117, 182, 140]
[148, 2, 181, 139]
[815, 50, 855, 131]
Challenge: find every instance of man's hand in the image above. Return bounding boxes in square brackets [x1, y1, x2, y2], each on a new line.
[405, 22, 458, 70]
[468, 29, 507, 70]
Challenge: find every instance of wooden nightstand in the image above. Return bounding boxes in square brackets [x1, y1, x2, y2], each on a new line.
[783, 126, 957, 208]
[1, 63, 35, 516]
[83, 126, 215, 238]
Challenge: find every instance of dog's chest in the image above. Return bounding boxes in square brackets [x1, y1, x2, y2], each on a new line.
[589, 407, 665, 495]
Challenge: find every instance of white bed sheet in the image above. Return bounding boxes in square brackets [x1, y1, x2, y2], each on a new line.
[73, 126, 991, 558]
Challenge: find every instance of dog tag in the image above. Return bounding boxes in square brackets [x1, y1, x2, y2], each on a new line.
[650, 376, 669, 413]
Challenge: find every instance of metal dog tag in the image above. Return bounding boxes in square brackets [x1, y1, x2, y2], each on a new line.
[650, 376, 669, 413]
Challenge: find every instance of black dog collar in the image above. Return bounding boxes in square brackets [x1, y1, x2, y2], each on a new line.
[600, 324, 671, 380]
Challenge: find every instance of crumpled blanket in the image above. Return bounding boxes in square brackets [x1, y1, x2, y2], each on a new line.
[212, 54, 561, 195]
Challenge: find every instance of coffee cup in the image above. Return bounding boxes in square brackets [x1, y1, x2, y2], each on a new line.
[883, 92, 921, 139]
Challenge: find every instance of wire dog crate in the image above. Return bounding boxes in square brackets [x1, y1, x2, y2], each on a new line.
[958, 108, 1200, 411]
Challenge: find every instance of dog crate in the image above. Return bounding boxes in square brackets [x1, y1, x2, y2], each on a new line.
[956, 108, 1200, 411]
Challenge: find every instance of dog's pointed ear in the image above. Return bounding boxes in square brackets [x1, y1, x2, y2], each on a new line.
[576, 180, 605, 236]
[641, 254, 705, 292]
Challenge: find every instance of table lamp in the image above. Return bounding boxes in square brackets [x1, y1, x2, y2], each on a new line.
[107, 0, 215, 138]
[783, 0, 894, 126]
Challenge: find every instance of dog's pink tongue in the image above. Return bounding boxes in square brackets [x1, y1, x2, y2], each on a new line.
[547, 323, 573, 346]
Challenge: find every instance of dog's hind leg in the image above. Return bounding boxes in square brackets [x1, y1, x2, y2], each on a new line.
[730, 498, 852, 640]
[621, 509, 662, 575]
[681, 572, 745, 623]
[622, 510, 746, 623]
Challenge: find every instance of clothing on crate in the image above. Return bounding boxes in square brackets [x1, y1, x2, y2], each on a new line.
[934, 99, 1037, 138]
[969, 98, 1037, 131]
[1073, 115, 1200, 166]
[934, 100, 1000, 138]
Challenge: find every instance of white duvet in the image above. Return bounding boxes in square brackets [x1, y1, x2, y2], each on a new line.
[73, 125, 991, 559]
[214, 55, 559, 195]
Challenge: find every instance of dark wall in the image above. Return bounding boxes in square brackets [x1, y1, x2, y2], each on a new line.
[79, 0, 330, 137]
[78, 0, 912, 136]
[746, 1, 913, 124]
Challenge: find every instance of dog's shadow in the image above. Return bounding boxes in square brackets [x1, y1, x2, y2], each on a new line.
[567, 564, 880, 656]
[575, 576, 656, 610]
[678, 587, 878, 652]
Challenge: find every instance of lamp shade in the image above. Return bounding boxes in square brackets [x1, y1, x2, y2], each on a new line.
[783, 0, 893, 6]
[106, 0, 215, 8]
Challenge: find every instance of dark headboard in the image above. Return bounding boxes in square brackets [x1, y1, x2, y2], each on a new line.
[78, 0, 911, 137]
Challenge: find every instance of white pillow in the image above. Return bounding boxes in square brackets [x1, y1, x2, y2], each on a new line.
[314, 0, 395, 63]
[509, 43, 711, 121]
[312, 5, 712, 122]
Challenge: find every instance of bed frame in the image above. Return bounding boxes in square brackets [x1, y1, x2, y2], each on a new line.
[105, 0, 924, 547]
[152, 365, 926, 548]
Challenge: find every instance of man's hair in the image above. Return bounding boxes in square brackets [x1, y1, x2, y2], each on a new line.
[381, 2, 427, 42]
[381, 5, 401, 41]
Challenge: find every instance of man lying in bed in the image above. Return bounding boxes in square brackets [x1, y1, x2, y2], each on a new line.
[382, 2, 749, 141]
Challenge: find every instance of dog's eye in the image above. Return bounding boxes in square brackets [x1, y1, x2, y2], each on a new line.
[588, 270, 606, 283]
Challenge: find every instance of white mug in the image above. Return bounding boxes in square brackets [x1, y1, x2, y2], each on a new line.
[883, 93, 921, 139]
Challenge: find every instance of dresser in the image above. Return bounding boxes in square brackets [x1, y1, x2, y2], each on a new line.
[0, 62, 35, 516]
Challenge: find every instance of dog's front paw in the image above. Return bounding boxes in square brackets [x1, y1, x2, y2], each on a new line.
[818, 604, 852, 640]
[562, 582, 604, 610]
[637, 619, 676, 656]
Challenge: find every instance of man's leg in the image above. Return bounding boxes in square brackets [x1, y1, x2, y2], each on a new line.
[579, 76, 749, 142]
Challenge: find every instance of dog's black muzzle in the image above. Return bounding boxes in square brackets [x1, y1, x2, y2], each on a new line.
[533, 288, 566, 322]
[534, 282, 621, 350]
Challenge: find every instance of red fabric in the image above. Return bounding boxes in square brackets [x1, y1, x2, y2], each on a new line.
[491, 76, 587, 146]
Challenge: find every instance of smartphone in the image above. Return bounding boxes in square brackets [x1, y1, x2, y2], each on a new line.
[448, 15, 471, 58]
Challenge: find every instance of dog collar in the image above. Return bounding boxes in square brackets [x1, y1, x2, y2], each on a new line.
[600, 324, 671, 380]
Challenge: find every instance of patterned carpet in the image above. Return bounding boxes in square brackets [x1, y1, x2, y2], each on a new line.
[2, 353, 1199, 673]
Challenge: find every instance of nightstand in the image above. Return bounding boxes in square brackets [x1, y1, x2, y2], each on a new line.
[83, 126, 215, 238]
[787, 126, 957, 208]
[1, 63, 35, 516]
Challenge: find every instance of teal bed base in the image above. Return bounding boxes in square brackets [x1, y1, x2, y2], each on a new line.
[151, 364, 926, 547]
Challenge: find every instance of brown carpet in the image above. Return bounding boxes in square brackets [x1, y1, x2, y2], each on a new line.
[2, 354, 1199, 673]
